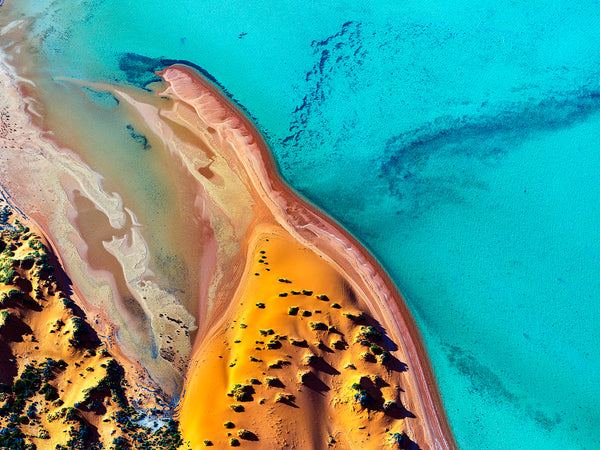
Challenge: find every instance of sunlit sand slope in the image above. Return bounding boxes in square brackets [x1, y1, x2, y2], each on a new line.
[181, 228, 425, 449]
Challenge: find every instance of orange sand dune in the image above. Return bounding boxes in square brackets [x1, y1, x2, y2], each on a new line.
[0, 48, 455, 448]
[153, 66, 456, 449]
[181, 226, 431, 448]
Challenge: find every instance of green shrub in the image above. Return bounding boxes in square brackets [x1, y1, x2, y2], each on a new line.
[343, 311, 366, 322]
[370, 345, 383, 355]
[40, 383, 58, 402]
[6, 289, 23, 299]
[378, 351, 391, 363]
[309, 321, 328, 331]
[68, 317, 87, 346]
[383, 400, 398, 411]
[28, 239, 44, 250]
[352, 384, 372, 407]
[237, 429, 253, 439]
[390, 433, 403, 445]
[266, 340, 281, 350]
[0, 310, 10, 326]
[360, 326, 383, 341]
[227, 384, 253, 402]
[264, 377, 280, 387]
[0, 268, 17, 284]
[259, 329, 274, 336]
[290, 338, 307, 347]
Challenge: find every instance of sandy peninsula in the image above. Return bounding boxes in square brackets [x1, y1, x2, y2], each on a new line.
[154, 65, 456, 449]
[0, 46, 456, 447]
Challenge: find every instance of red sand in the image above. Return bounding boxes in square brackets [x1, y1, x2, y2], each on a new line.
[0, 49, 456, 447]
[159, 65, 457, 449]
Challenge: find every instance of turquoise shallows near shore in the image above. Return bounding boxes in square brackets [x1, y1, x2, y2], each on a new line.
[2, 1, 600, 448]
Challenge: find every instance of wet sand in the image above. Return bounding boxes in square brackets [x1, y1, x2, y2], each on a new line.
[0, 56, 196, 399]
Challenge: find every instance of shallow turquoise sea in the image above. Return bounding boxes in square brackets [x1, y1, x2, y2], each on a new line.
[4, 1, 600, 448]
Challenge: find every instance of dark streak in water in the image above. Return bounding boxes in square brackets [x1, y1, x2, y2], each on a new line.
[126, 124, 151, 150]
[380, 87, 600, 198]
[445, 344, 562, 431]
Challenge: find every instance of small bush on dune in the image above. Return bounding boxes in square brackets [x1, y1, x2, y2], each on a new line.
[360, 326, 383, 341]
[237, 429, 253, 439]
[370, 345, 383, 355]
[309, 321, 328, 331]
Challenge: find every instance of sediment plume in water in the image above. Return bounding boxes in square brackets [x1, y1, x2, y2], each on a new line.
[0, 49, 456, 448]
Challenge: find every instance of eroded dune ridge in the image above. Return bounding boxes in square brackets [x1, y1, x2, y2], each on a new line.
[0, 198, 183, 449]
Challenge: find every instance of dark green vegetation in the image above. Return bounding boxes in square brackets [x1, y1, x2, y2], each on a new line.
[213, 246, 414, 446]
[0, 210, 183, 449]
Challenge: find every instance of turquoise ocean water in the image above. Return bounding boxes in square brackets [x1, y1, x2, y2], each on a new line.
[3, 1, 600, 448]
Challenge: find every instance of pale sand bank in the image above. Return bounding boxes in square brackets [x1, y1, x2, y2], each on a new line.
[0, 55, 196, 398]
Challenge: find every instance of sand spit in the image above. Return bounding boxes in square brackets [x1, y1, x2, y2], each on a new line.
[154, 65, 456, 449]
[180, 227, 427, 448]
[0, 199, 184, 449]
[0, 42, 455, 447]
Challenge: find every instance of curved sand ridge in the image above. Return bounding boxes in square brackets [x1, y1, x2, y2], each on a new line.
[155, 65, 456, 449]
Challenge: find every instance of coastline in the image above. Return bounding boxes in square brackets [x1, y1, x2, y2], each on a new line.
[158, 65, 457, 449]
[0, 42, 455, 447]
